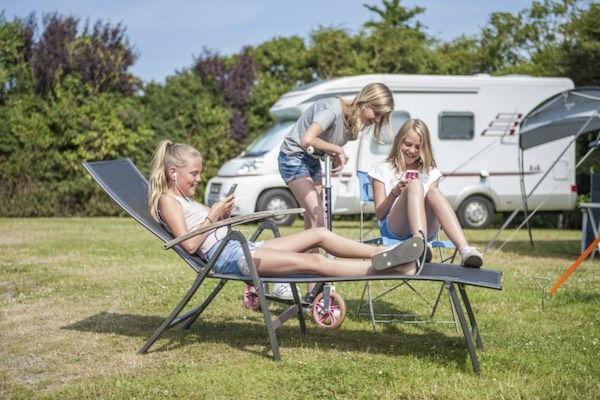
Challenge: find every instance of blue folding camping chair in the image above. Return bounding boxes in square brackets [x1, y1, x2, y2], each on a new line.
[355, 170, 459, 332]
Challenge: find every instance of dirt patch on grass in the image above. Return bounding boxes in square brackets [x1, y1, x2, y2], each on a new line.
[1, 295, 161, 391]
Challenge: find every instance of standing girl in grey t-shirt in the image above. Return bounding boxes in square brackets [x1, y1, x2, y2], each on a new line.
[273, 82, 394, 299]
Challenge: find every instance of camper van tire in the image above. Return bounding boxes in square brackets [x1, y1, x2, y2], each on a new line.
[457, 195, 494, 229]
[256, 189, 299, 226]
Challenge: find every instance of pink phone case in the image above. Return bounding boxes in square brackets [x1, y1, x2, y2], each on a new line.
[404, 170, 419, 179]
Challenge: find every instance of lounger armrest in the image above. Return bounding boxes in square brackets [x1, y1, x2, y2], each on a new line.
[163, 208, 305, 250]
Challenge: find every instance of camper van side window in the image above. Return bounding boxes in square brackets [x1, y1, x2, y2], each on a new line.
[390, 111, 410, 142]
[369, 110, 410, 155]
[439, 112, 474, 140]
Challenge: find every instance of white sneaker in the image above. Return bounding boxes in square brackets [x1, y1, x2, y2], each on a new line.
[271, 283, 295, 300]
[460, 246, 483, 268]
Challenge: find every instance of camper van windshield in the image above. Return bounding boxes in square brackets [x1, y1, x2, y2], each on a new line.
[243, 121, 295, 157]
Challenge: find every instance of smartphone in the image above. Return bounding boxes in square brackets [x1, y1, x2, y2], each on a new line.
[404, 170, 419, 179]
[226, 184, 238, 197]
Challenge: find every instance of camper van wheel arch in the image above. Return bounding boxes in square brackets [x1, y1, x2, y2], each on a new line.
[256, 188, 299, 226]
[457, 195, 494, 229]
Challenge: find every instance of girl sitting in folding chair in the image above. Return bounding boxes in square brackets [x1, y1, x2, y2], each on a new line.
[369, 118, 484, 268]
[148, 140, 424, 277]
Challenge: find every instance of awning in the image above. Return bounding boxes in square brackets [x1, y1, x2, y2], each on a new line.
[519, 87, 600, 150]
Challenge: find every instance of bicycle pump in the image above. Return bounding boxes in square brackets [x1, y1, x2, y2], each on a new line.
[323, 153, 333, 232]
[315, 149, 336, 307]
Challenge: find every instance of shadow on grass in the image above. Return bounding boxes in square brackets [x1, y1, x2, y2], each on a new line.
[62, 310, 473, 371]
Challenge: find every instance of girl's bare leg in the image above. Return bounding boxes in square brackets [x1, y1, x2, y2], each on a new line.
[387, 179, 428, 240]
[252, 247, 417, 277]
[263, 226, 399, 259]
[262, 227, 374, 256]
[288, 177, 325, 229]
[286, 176, 325, 293]
[425, 187, 468, 249]
[423, 200, 440, 241]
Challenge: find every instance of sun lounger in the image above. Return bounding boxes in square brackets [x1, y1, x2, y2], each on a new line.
[83, 158, 502, 373]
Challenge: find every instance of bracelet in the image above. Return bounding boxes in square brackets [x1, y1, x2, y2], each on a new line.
[391, 189, 399, 198]
[206, 217, 213, 224]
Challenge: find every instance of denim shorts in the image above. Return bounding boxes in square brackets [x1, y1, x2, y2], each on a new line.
[278, 152, 322, 184]
[379, 217, 439, 242]
[205, 240, 264, 276]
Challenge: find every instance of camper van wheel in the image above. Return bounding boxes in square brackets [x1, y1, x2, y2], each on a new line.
[457, 195, 494, 229]
[256, 189, 299, 226]
[312, 291, 346, 329]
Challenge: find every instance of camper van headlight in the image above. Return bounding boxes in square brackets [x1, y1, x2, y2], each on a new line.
[237, 159, 264, 174]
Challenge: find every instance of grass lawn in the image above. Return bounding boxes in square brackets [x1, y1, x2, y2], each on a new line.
[1, 217, 599, 399]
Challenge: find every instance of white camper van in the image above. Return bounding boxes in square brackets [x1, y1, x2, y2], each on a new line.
[206, 74, 577, 228]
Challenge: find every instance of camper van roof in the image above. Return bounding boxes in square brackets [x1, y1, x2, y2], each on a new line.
[269, 74, 574, 120]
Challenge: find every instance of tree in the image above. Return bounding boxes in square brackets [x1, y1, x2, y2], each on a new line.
[0, 12, 148, 216]
[0, 12, 35, 101]
[194, 48, 255, 143]
[562, 2, 600, 85]
[360, 0, 434, 73]
[31, 13, 141, 98]
[251, 36, 313, 86]
[429, 36, 487, 75]
[309, 27, 366, 78]
[140, 71, 233, 200]
[1, 76, 152, 216]
[248, 36, 314, 138]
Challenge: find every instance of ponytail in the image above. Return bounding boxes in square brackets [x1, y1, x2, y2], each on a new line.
[148, 140, 202, 222]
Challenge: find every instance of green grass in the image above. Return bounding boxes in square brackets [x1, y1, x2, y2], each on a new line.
[1, 218, 599, 399]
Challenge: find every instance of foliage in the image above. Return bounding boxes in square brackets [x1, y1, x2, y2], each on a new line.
[31, 12, 141, 97]
[309, 28, 364, 78]
[140, 71, 234, 200]
[0, 76, 152, 216]
[562, 2, 600, 86]
[251, 36, 314, 86]
[194, 48, 256, 143]
[248, 36, 314, 139]
[429, 36, 486, 75]
[0, 12, 148, 216]
[361, 0, 434, 74]
[0, 12, 35, 100]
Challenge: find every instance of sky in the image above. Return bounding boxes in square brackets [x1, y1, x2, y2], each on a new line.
[1, 0, 534, 84]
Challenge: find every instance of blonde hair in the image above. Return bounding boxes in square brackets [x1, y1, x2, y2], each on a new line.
[385, 118, 436, 175]
[148, 140, 202, 222]
[342, 82, 394, 142]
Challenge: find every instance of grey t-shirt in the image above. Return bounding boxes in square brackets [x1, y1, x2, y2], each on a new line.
[279, 97, 355, 159]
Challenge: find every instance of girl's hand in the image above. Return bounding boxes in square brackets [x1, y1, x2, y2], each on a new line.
[211, 194, 236, 220]
[391, 179, 407, 197]
[332, 152, 349, 173]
